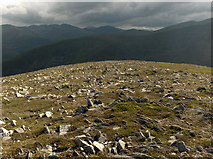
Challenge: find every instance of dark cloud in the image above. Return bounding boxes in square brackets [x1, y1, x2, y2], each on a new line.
[2, 2, 211, 29]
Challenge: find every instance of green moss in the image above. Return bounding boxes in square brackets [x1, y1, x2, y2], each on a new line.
[113, 102, 133, 112]
[118, 124, 137, 137]
[2, 100, 10, 104]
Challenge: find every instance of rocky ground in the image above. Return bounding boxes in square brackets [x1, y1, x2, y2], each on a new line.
[0, 60, 212, 158]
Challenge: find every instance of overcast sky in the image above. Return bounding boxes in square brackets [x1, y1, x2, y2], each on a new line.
[1, 1, 211, 30]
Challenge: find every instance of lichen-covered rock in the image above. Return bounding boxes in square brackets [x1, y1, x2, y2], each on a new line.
[117, 139, 126, 152]
[43, 126, 50, 134]
[94, 131, 106, 143]
[75, 106, 88, 115]
[176, 141, 188, 152]
[84, 145, 95, 154]
[76, 138, 90, 147]
[0, 127, 9, 137]
[59, 125, 70, 135]
[87, 99, 94, 108]
[45, 111, 53, 118]
[93, 141, 105, 152]
[14, 128, 24, 134]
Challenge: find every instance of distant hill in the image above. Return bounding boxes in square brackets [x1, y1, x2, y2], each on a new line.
[2, 19, 211, 76]
[120, 29, 152, 36]
[2, 25, 51, 60]
[2, 24, 95, 60]
[158, 21, 197, 32]
[27, 24, 92, 42]
[2, 24, 153, 61]
[84, 26, 123, 34]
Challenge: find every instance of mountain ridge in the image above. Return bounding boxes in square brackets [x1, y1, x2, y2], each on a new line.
[3, 18, 211, 76]
[2, 18, 211, 76]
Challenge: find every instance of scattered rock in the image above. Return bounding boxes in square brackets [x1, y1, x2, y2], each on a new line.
[83, 127, 91, 134]
[22, 125, 26, 130]
[144, 130, 151, 138]
[196, 146, 203, 152]
[156, 138, 162, 145]
[150, 145, 160, 149]
[94, 99, 102, 105]
[134, 98, 148, 103]
[164, 94, 178, 100]
[75, 134, 87, 138]
[176, 141, 188, 152]
[2, 136, 11, 141]
[135, 131, 146, 138]
[111, 147, 118, 155]
[84, 145, 95, 154]
[45, 111, 53, 118]
[76, 138, 90, 147]
[75, 106, 88, 115]
[197, 87, 206, 92]
[189, 130, 196, 137]
[73, 150, 80, 157]
[117, 139, 126, 152]
[39, 113, 45, 118]
[4, 117, 10, 121]
[148, 136, 155, 142]
[81, 151, 88, 158]
[178, 103, 185, 114]
[122, 120, 127, 125]
[55, 117, 65, 122]
[169, 136, 177, 145]
[171, 140, 178, 147]
[206, 147, 213, 154]
[0, 127, 9, 137]
[169, 125, 183, 131]
[0, 120, 5, 125]
[87, 99, 94, 108]
[43, 126, 50, 134]
[48, 155, 59, 159]
[14, 128, 24, 133]
[1, 61, 212, 158]
[93, 141, 105, 152]
[129, 152, 154, 159]
[113, 126, 121, 130]
[84, 119, 91, 124]
[26, 151, 33, 159]
[68, 95, 75, 99]
[94, 118, 103, 123]
[59, 125, 70, 135]
[152, 125, 160, 132]
[137, 116, 153, 127]
[11, 120, 17, 126]
[113, 155, 134, 158]
[94, 131, 106, 143]
[16, 92, 25, 98]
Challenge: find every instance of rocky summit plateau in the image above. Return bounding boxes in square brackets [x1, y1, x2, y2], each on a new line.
[0, 60, 212, 158]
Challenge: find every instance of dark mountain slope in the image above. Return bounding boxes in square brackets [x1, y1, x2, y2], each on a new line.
[2, 24, 93, 60]
[27, 24, 92, 41]
[120, 29, 152, 36]
[157, 21, 197, 32]
[3, 24, 132, 61]
[3, 19, 211, 76]
[2, 25, 51, 60]
[84, 25, 123, 34]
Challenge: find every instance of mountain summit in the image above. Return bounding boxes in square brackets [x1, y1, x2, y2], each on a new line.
[1, 60, 212, 158]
